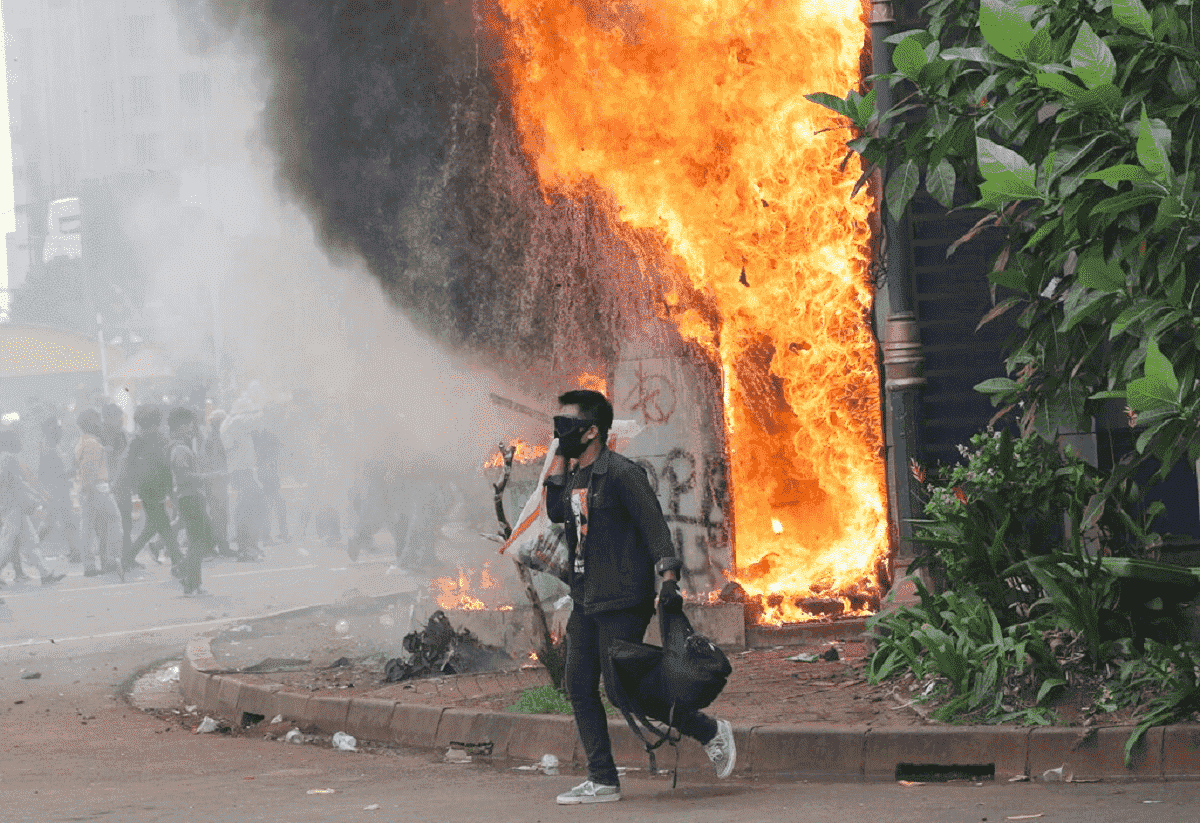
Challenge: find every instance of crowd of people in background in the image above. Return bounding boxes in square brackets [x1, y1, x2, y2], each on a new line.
[0, 379, 306, 598]
[0, 378, 466, 600]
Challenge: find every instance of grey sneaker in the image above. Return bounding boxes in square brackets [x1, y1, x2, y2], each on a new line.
[556, 780, 621, 805]
[704, 719, 736, 779]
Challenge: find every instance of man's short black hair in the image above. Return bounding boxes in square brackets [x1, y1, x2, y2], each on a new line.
[134, 405, 161, 429]
[558, 389, 614, 438]
[167, 406, 197, 432]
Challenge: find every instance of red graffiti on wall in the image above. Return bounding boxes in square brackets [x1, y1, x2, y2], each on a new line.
[624, 363, 677, 425]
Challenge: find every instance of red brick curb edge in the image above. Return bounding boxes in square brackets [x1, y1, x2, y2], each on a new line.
[180, 636, 1200, 782]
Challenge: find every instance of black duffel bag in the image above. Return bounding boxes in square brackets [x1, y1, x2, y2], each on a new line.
[608, 602, 732, 781]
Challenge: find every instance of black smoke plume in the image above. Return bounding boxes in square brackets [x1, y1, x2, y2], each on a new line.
[204, 0, 671, 392]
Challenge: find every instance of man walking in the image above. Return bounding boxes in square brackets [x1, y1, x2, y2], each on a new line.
[167, 407, 213, 596]
[124, 406, 181, 570]
[75, 409, 123, 578]
[38, 416, 81, 564]
[544, 389, 735, 805]
[102, 403, 133, 567]
[199, 410, 232, 557]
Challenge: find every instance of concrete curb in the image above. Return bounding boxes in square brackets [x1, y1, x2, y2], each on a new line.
[179, 636, 1200, 782]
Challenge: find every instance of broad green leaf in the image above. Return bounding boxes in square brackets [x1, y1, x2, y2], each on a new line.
[1089, 390, 1127, 400]
[979, 0, 1035, 61]
[1137, 107, 1172, 178]
[976, 137, 1037, 186]
[1036, 72, 1085, 101]
[1084, 164, 1156, 183]
[1076, 83, 1121, 113]
[1089, 189, 1162, 215]
[892, 35, 929, 80]
[804, 92, 854, 119]
[1168, 58, 1196, 97]
[1075, 248, 1124, 292]
[857, 89, 878, 127]
[1070, 22, 1117, 89]
[927, 158, 957, 208]
[1059, 285, 1111, 331]
[886, 158, 920, 222]
[1112, 0, 1154, 37]
[974, 377, 1019, 394]
[1127, 377, 1175, 411]
[1144, 338, 1180, 398]
[1022, 217, 1060, 251]
[1027, 25, 1054, 64]
[976, 175, 1040, 205]
[988, 268, 1029, 292]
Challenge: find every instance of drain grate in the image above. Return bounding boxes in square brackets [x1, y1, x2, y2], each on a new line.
[896, 763, 995, 782]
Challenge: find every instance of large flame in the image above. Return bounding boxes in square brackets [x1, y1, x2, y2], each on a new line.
[494, 0, 887, 623]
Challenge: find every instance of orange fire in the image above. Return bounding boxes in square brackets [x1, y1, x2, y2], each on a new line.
[483, 438, 550, 469]
[434, 564, 513, 612]
[575, 371, 608, 394]
[495, 1, 887, 623]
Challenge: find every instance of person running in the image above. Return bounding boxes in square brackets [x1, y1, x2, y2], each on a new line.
[124, 406, 181, 571]
[167, 407, 213, 596]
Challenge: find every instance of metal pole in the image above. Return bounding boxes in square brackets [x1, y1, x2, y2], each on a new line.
[871, 0, 925, 566]
[97, 312, 109, 399]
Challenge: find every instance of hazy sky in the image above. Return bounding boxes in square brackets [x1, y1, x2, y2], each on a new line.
[0, 22, 15, 293]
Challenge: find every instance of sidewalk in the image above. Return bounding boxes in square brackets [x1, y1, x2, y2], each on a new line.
[177, 599, 1200, 784]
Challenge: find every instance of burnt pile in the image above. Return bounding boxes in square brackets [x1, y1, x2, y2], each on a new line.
[384, 610, 513, 683]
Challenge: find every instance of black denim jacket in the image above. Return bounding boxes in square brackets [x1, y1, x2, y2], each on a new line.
[544, 447, 678, 615]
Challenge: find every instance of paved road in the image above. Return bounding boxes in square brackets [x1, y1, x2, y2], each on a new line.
[3, 534, 1200, 821]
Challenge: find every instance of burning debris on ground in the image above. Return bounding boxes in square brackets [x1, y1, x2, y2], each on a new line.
[383, 610, 513, 683]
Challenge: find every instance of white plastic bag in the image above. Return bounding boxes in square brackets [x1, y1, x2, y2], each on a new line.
[499, 442, 570, 583]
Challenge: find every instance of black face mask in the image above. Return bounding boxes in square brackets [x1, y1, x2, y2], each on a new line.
[554, 415, 593, 459]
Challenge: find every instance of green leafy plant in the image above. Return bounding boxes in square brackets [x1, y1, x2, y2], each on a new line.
[1112, 640, 1200, 764]
[809, 0, 1200, 507]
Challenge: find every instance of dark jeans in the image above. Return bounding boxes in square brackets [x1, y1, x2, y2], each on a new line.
[128, 496, 180, 565]
[177, 495, 211, 593]
[565, 604, 718, 787]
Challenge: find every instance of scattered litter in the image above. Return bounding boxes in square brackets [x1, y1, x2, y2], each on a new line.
[444, 746, 472, 764]
[297, 547, 310, 557]
[306, 788, 336, 795]
[1006, 816, 1044, 820]
[384, 611, 513, 682]
[784, 652, 821, 663]
[821, 647, 840, 662]
[334, 620, 350, 635]
[897, 780, 924, 787]
[270, 714, 283, 724]
[229, 624, 252, 633]
[327, 657, 351, 669]
[363, 804, 380, 811]
[194, 717, 219, 734]
[20, 672, 41, 680]
[156, 665, 180, 683]
[378, 614, 395, 627]
[284, 728, 303, 744]
[540, 753, 559, 776]
[1008, 775, 1030, 783]
[616, 767, 639, 775]
[332, 731, 358, 752]
[1142, 800, 1163, 804]
[1040, 765, 1068, 783]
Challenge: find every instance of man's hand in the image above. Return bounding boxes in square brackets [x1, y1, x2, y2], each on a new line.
[657, 578, 683, 613]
